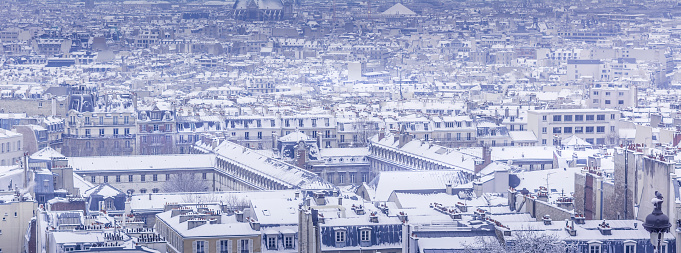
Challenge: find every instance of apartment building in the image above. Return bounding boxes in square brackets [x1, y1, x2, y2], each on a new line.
[527, 109, 620, 147]
[0, 128, 23, 166]
[155, 204, 261, 253]
[587, 85, 637, 109]
[137, 105, 176, 155]
[62, 94, 137, 157]
[281, 114, 337, 148]
[0, 195, 37, 253]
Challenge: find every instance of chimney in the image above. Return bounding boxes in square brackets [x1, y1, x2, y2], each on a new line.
[369, 212, 379, 223]
[474, 146, 492, 173]
[235, 210, 244, 222]
[597, 220, 611, 235]
[378, 129, 385, 141]
[445, 183, 453, 195]
[397, 212, 408, 223]
[313, 192, 326, 205]
[187, 219, 207, 230]
[542, 215, 552, 225]
[508, 188, 517, 211]
[473, 181, 483, 197]
[248, 218, 260, 231]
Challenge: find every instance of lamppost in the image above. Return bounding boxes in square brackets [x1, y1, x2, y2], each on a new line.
[643, 191, 671, 253]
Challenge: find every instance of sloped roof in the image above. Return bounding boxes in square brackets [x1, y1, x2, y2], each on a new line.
[382, 3, 416, 15]
[561, 135, 591, 147]
[84, 183, 124, 198]
[234, 0, 283, 9]
[279, 131, 310, 142]
[31, 147, 65, 161]
[369, 170, 472, 201]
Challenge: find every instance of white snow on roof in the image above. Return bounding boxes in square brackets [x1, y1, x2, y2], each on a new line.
[68, 154, 215, 172]
[382, 3, 416, 15]
[214, 141, 332, 189]
[319, 147, 369, 157]
[369, 170, 472, 201]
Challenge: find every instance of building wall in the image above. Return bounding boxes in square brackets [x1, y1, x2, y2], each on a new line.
[63, 111, 137, 156]
[523, 195, 573, 222]
[77, 170, 215, 194]
[0, 199, 38, 253]
[528, 109, 619, 146]
[0, 129, 23, 166]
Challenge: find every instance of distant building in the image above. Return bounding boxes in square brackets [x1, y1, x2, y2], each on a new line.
[527, 109, 620, 147]
[0, 128, 23, 166]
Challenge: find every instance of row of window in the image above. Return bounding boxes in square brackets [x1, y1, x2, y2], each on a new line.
[547, 114, 614, 122]
[83, 115, 131, 125]
[334, 229, 371, 243]
[592, 99, 625, 105]
[83, 128, 130, 137]
[593, 91, 625, 96]
[544, 126, 614, 134]
[90, 173, 208, 183]
[0, 141, 20, 153]
[193, 238, 257, 253]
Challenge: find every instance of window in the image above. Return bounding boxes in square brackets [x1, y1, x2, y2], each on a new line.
[113, 128, 119, 136]
[124, 116, 129, 124]
[563, 115, 572, 121]
[152, 188, 159, 193]
[202, 173, 207, 180]
[575, 127, 583, 134]
[553, 127, 561, 134]
[166, 174, 171, 180]
[267, 236, 276, 249]
[618, 100, 624, 105]
[116, 175, 121, 182]
[542, 139, 547, 145]
[140, 189, 147, 194]
[553, 115, 561, 121]
[605, 100, 611, 105]
[91, 176, 96, 183]
[219, 240, 231, 253]
[335, 230, 346, 243]
[153, 174, 158, 181]
[605, 92, 610, 96]
[597, 114, 605, 121]
[575, 115, 583, 121]
[85, 129, 91, 137]
[103, 176, 108, 183]
[586, 115, 594, 121]
[597, 126, 605, 133]
[593, 91, 599, 95]
[129, 175, 133, 182]
[284, 236, 293, 249]
[124, 128, 130, 135]
[593, 99, 599, 104]
[589, 244, 601, 253]
[542, 115, 547, 121]
[99, 129, 105, 136]
[586, 127, 594, 133]
[611, 114, 616, 119]
[238, 239, 251, 253]
[140, 174, 145, 182]
[195, 240, 206, 253]
[564, 127, 572, 133]
[624, 241, 636, 253]
[360, 229, 371, 241]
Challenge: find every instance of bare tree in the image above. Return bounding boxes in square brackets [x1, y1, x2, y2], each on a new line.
[163, 172, 209, 193]
[463, 229, 578, 253]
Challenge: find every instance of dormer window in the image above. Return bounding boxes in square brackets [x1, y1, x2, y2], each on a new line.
[588, 240, 602, 253]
